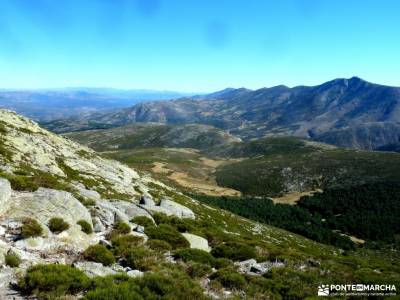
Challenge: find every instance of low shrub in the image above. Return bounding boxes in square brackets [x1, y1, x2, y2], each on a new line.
[7, 175, 39, 192]
[211, 242, 257, 261]
[152, 212, 170, 225]
[5, 252, 21, 268]
[130, 216, 154, 228]
[214, 257, 233, 269]
[77, 220, 93, 234]
[124, 247, 157, 271]
[76, 195, 96, 207]
[146, 239, 172, 252]
[145, 224, 189, 249]
[18, 264, 90, 299]
[21, 218, 43, 239]
[84, 271, 207, 300]
[151, 213, 194, 232]
[83, 244, 115, 266]
[174, 248, 215, 266]
[111, 235, 144, 257]
[211, 268, 247, 290]
[186, 262, 212, 278]
[48, 217, 70, 233]
[113, 221, 131, 234]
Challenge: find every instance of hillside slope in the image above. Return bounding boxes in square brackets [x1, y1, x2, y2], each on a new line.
[65, 123, 241, 152]
[1, 109, 399, 299]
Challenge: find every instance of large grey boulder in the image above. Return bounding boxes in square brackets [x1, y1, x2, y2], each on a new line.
[0, 178, 12, 215]
[93, 200, 154, 230]
[182, 233, 210, 252]
[73, 183, 101, 202]
[6, 188, 92, 228]
[112, 200, 154, 220]
[159, 199, 195, 219]
[140, 198, 195, 219]
[94, 200, 130, 227]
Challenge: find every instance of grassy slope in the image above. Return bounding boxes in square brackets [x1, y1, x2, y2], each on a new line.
[147, 184, 400, 297]
[65, 123, 239, 152]
[69, 125, 400, 201]
[215, 141, 400, 197]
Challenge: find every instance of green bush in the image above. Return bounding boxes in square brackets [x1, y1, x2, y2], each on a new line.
[77, 195, 96, 207]
[77, 220, 93, 234]
[186, 262, 212, 278]
[84, 281, 142, 300]
[83, 244, 115, 266]
[113, 221, 131, 234]
[151, 213, 194, 232]
[211, 242, 257, 261]
[5, 252, 21, 268]
[131, 216, 154, 228]
[152, 212, 170, 225]
[136, 272, 207, 299]
[111, 235, 144, 257]
[174, 248, 215, 266]
[48, 217, 70, 233]
[18, 264, 90, 299]
[124, 247, 157, 271]
[214, 257, 233, 269]
[84, 272, 207, 300]
[21, 218, 43, 239]
[7, 175, 39, 192]
[145, 224, 189, 249]
[146, 239, 172, 252]
[211, 268, 247, 290]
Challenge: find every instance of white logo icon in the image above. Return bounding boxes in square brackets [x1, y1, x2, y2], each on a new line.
[318, 285, 330, 296]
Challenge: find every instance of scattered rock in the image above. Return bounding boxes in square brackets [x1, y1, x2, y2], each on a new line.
[235, 259, 285, 275]
[74, 261, 118, 277]
[134, 225, 145, 234]
[127, 270, 144, 277]
[92, 216, 106, 233]
[0, 178, 12, 215]
[182, 233, 210, 252]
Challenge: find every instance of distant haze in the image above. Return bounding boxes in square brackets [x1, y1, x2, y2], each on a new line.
[0, 88, 194, 121]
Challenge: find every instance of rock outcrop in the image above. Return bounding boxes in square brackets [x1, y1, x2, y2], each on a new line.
[140, 197, 195, 219]
[159, 199, 195, 219]
[6, 188, 92, 229]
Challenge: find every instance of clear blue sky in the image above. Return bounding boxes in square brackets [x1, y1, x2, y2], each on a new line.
[0, 0, 399, 92]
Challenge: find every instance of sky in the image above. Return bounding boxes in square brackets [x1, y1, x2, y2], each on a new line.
[0, 0, 399, 92]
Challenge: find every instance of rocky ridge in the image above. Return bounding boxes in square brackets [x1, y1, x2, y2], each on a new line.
[0, 109, 210, 298]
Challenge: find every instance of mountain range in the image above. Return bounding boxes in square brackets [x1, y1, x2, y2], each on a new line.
[0, 89, 193, 122]
[43, 77, 400, 150]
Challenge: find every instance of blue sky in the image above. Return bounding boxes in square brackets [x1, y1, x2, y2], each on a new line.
[0, 0, 399, 92]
